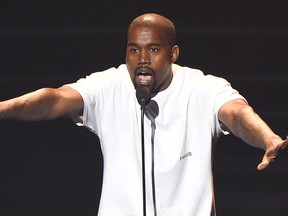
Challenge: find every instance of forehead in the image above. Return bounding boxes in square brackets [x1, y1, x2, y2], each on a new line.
[127, 26, 169, 44]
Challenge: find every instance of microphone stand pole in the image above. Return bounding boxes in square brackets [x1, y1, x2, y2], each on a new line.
[140, 99, 146, 216]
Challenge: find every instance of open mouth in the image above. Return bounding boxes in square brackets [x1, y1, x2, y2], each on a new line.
[135, 67, 154, 76]
[135, 68, 154, 85]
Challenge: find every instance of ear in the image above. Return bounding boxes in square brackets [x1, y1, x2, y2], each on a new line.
[171, 45, 180, 63]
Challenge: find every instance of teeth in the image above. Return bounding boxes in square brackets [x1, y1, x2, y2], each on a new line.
[142, 72, 151, 75]
[139, 74, 152, 84]
[138, 72, 150, 76]
[136, 68, 154, 76]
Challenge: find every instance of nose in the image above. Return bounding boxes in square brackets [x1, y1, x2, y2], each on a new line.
[138, 50, 151, 65]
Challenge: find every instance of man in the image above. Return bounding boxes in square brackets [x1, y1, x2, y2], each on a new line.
[0, 13, 287, 215]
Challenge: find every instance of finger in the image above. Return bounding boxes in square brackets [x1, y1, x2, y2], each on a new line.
[257, 136, 288, 171]
[279, 136, 288, 150]
[282, 135, 288, 148]
[257, 160, 269, 171]
[277, 144, 288, 157]
[257, 155, 276, 171]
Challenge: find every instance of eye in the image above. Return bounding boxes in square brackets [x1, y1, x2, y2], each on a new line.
[130, 47, 139, 53]
[150, 47, 159, 52]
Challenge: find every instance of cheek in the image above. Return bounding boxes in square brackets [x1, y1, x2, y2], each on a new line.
[154, 65, 171, 84]
[126, 55, 137, 68]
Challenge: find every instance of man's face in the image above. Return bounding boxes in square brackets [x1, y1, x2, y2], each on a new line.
[126, 26, 177, 94]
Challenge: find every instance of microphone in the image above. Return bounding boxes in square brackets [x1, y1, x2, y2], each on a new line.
[136, 88, 158, 216]
[136, 84, 151, 216]
[136, 84, 151, 109]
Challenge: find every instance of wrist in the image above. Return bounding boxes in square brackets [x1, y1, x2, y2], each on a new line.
[264, 134, 283, 150]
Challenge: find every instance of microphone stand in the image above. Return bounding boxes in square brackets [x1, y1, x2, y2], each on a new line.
[140, 99, 147, 216]
[136, 84, 151, 216]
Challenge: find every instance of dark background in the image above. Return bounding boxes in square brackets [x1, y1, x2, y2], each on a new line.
[0, 0, 287, 215]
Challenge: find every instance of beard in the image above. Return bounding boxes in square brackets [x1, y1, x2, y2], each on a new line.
[133, 76, 157, 95]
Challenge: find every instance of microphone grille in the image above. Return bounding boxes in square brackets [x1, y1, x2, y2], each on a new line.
[136, 84, 151, 106]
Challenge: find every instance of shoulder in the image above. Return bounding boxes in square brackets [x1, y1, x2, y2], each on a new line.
[172, 64, 204, 78]
[69, 64, 129, 86]
[172, 64, 228, 87]
[82, 64, 127, 80]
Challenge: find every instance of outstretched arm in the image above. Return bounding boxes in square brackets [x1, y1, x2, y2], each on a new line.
[218, 99, 288, 170]
[0, 86, 84, 121]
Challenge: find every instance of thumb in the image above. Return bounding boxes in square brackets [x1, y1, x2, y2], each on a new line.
[257, 152, 277, 171]
[257, 135, 288, 171]
[257, 159, 269, 171]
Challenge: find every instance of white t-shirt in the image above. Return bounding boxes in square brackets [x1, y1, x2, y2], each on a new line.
[66, 64, 245, 216]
